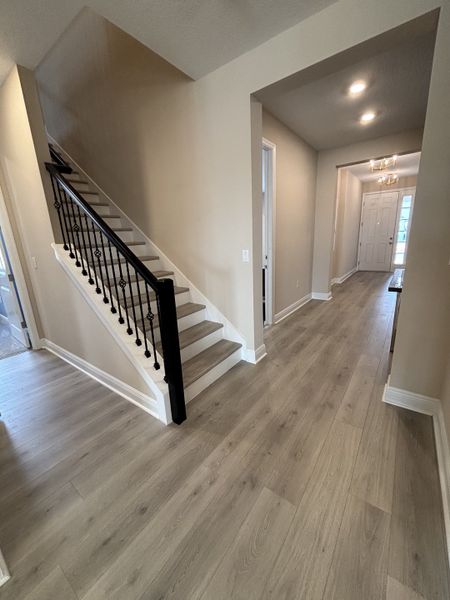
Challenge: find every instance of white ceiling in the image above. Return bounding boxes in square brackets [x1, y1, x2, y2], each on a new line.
[346, 151, 421, 182]
[0, 0, 337, 84]
[257, 28, 436, 150]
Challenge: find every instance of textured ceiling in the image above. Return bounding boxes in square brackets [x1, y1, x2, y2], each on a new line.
[346, 152, 421, 182]
[257, 28, 436, 150]
[0, 0, 337, 84]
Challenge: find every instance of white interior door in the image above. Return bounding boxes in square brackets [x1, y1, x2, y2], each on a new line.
[0, 229, 29, 346]
[358, 191, 399, 272]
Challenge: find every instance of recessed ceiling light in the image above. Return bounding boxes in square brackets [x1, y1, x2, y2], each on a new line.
[360, 111, 376, 124]
[349, 80, 367, 95]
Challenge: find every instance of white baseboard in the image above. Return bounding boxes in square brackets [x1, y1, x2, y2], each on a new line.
[0, 549, 9, 588]
[242, 344, 267, 364]
[383, 378, 450, 568]
[274, 293, 312, 324]
[41, 338, 163, 422]
[331, 266, 357, 286]
[311, 291, 333, 301]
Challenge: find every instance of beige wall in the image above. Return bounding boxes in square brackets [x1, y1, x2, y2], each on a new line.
[0, 65, 153, 396]
[35, 0, 450, 402]
[362, 174, 417, 194]
[36, 8, 262, 352]
[262, 110, 317, 315]
[332, 169, 362, 281]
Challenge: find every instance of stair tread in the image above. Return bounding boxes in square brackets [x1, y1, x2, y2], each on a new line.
[182, 339, 241, 388]
[130, 285, 188, 305]
[62, 200, 109, 207]
[136, 302, 205, 330]
[98, 254, 159, 266]
[81, 227, 132, 233]
[158, 320, 223, 352]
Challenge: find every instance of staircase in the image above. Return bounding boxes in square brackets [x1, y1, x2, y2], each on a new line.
[46, 143, 242, 424]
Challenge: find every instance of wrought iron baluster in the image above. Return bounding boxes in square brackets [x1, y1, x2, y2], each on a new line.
[90, 224, 108, 302]
[82, 213, 98, 288]
[145, 283, 159, 366]
[49, 174, 68, 251]
[57, 186, 76, 258]
[125, 261, 141, 346]
[74, 204, 90, 277]
[106, 239, 122, 318]
[99, 231, 115, 312]
[134, 271, 149, 355]
[65, 191, 82, 267]
[116, 248, 132, 333]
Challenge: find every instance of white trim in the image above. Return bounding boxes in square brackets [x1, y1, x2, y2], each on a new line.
[52, 243, 171, 424]
[262, 138, 276, 326]
[0, 182, 40, 349]
[383, 378, 450, 568]
[41, 338, 162, 422]
[274, 293, 312, 324]
[242, 343, 267, 364]
[0, 549, 10, 588]
[311, 291, 333, 301]
[47, 136, 250, 361]
[331, 267, 357, 286]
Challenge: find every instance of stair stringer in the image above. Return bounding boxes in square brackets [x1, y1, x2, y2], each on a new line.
[52, 243, 173, 424]
[47, 136, 264, 364]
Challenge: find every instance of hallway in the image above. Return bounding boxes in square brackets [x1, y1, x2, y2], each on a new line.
[0, 272, 448, 599]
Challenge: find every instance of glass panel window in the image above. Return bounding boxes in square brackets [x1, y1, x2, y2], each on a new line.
[393, 194, 413, 265]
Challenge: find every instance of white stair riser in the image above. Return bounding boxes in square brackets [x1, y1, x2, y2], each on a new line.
[180, 328, 223, 362]
[184, 348, 241, 403]
[130, 306, 206, 344]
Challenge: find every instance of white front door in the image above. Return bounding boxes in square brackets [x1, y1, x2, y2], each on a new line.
[0, 229, 29, 346]
[358, 191, 399, 272]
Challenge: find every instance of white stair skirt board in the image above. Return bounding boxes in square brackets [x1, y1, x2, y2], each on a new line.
[274, 293, 312, 324]
[0, 549, 10, 588]
[48, 136, 250, 360]
[311, 291, 333, 301]
[331, 267, 357, 286]
[52, 244, 172, 424]
[383, 377, 450, 569]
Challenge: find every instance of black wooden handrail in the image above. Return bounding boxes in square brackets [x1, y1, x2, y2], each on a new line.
[45, 160, 186, 424]
[46, 163, 162, 289]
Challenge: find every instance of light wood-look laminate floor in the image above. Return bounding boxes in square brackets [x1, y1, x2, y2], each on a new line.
[0, 272, 449, 599]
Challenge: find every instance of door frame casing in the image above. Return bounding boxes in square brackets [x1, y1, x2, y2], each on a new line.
[262, 138, 276, 326]
[0, 184, 40, 348]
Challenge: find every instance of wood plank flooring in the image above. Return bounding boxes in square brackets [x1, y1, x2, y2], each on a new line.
[0, 271, 448, 599]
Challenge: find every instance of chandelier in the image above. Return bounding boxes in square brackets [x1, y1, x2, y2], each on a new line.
[370, 155, 397, 171]
[377, 173, 399, 186]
